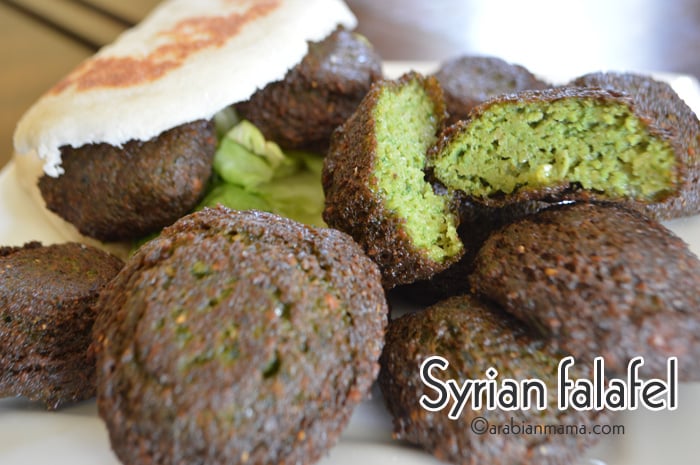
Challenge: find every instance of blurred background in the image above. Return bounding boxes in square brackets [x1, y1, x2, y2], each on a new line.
[349, 0, 700, 79]
[1, 0, 699, 167]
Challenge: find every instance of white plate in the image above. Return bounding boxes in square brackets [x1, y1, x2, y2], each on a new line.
[1, 62, 700, 465]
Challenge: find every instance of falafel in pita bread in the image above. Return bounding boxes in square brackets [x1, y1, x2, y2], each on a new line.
[12, 0, 357, 250]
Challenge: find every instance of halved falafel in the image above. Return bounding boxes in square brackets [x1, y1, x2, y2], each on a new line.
[427, 86, 685, 210]
[569, 71, 700, 219]
[0, 241, 123, 409]
[393, 200, 548, 304]
[93, 207, 387, 465]
[323, 72, 463, 289]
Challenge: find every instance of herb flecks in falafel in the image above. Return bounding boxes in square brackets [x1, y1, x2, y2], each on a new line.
[429, 87, 679, 206]
[93, 207, 387, 465]
[323, 72, 462, 289]
[569, 72, 700, 219]
[433, 55, 549, 123]
[373, 77, 462, 261]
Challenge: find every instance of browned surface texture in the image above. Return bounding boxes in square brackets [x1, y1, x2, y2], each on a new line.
[38, 119, 216, 242]
[51, 1, 280, 94]
[0, 241, 123, 409]
[570, 72, 700, 219]
[393, 201, 548, 304]
[433, 55, 549, 123]
[93, 207, 387, 465]
[379, 294, 609, 465]
[470, 202, 700, 380]
[236, 27, 383, 151]
[427, 85, 696, 216]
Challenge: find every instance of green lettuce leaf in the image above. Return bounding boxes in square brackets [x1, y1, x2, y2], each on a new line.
[198, 120, 326, 226]
[199, 183, 272, 212]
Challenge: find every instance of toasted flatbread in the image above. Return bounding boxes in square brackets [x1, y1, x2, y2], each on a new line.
[14, 0, 356, 177]
[10, 0, 355, 254]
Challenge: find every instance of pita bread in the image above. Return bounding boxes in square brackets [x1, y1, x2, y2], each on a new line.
[13, 0, 356, 177]
[10, 0, 355, 256]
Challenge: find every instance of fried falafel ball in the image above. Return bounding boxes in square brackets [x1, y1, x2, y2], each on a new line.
[428, 87, 684, 210]
[323, 72, 463, 289]
[0, 241, 123, 409]
[470, 202, 700, 380]
[38, 119, 217, 242]
[379, 294, 609, 465]
[235, 27, 383, 151]
[93, 207, 387, 465]
[433, 55, 549, 123]
[569, 71, 700, 219]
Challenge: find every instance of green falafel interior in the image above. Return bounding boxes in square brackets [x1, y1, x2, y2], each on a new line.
[429, 89, 678, 201]
[199, 119, 325, 226]
[372, 77, 462, 262]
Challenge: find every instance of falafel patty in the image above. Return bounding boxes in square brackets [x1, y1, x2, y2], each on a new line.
[39, 119, 217, 242]
[379, 294, 608, 465]
[236, 27, 383, 151]
[470, 202, 700, 380]
[433, 55, 549, 123]
[0, 241, 124, 409]
[569, 71, 700, 219]
[93, 207, 387, 465]
[323, 72, 463, 289]
[428, 86, 683, 209]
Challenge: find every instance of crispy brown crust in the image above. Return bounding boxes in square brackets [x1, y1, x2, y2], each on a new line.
[0, 242, 123, 409]
[39, 119, 216, 242]
[433, 55, 549, 123]
[570, 72, 700, 219]
[470, 202, 700, 380]
[379, 294, 609, 465]
[236, 27, 383, 151]
[93, 207, 387, 465]
[323, 72, 460, 289]
[429, 86, 687, 209]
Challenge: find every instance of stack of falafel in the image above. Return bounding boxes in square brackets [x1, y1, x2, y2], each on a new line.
[3, 47, 700, 465]
[3, 26, 391, 465]
[322, 56, 700, 464]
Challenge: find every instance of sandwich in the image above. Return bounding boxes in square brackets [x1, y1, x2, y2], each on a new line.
[12, 0, 367, 257]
